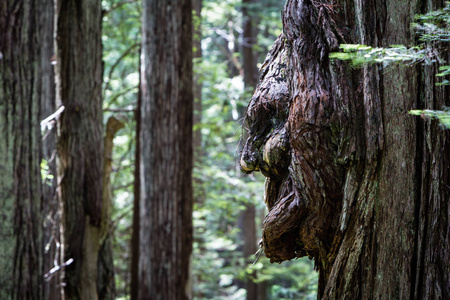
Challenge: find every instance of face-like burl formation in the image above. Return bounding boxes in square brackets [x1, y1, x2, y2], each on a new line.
[240, 0, 350, 268]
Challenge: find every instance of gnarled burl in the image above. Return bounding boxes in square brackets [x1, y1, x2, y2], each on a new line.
[240, 0, 358, 289]
[242, 0, 450, 299]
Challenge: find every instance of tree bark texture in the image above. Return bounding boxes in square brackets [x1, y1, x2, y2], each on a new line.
[139, 0, 194, 299]
[242, 0, 259, 90]
[38, 1, 61, 299]
[55, 0, 104, 299]
[130, 58, 141, 300]
[240, 0, 449, 298]
[0, 1, 49, 299]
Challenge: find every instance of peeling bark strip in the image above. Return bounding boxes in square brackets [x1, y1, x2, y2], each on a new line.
[240, 0, 449, 298]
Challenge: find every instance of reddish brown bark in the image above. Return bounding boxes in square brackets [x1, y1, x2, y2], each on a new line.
[130, 58, 141, 300]
[137, 0, 194, 299]
[0, 1, 48, 298]
[240, 0, 449, 298]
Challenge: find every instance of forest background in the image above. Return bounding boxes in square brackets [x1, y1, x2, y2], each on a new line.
[2, 0, 449, 299]
[102, 0, 317, 299]
[0, 0, 319, 298]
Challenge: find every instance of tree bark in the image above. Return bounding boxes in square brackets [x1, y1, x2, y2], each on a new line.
[55, 0, 104, 299]
[240, 0, 449, 298]
[138, 0, 194, 299]
[0, 1, 48, 298]
[242, 0, 259, 90]
[39, 1, 61, 299]
[130, 53, 141, 300]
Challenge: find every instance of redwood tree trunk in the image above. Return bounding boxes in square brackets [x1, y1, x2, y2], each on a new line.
[240, 1, 261, 299]
[0, 1, 49, 298]
[130, 57, 141, 300]
[242, 0, 258, 90]
[55, 0, 104, 299]
[138, 0, 194, 299]
[240, 0, 449, 298]
[193, 0, 203, 164]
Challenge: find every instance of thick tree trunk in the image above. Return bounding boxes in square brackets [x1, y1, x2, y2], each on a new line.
[0, 1, 48, 298]
[55, 0, 104, 299]
[138, 0, 194, 299]
[240, 0, 449, 298]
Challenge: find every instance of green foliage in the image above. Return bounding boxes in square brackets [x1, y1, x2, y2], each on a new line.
[331, 2, 450, 129]
[192, 1, 317, 299]
[102, 0, 140, 112]
[102, 0, 318, 299]
[40, 159, 54, 184]
[102, 1, 141, 298]
[251, 257, 318, 300]
[436, 65, 450, 85]
[331, 2, 450, 71]
[192, 50, 264, 299]
[329, 44, 426, 65]
[409, 107, 450, 129]
[413, 2, 450, 42]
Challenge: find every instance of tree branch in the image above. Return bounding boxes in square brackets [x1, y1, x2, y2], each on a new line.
[102, 0, 137, 16]
[104, 85, 138, 109]
[103, 43, 140, 96]
[103, 107, 135, 113]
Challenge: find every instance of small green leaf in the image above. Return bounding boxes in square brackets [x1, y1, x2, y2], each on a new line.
[409, 110, 422, 115]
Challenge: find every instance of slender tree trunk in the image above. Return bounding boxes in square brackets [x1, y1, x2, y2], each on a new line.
[242, 0, 258, 90]
[39, 1, 61, 299]
[0, 1, 48, 298]
[55, 0, 104, 299]
[193, 0, 206, 206]
[239, 204, 258, 299]
[193, 0, 203, 165]
[240, 0, 449, 298]
[240, 1, 263, 299]
[130, 54, 141, 300]
[138, 0, 194, 299]
[191, 2, 207, 296]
